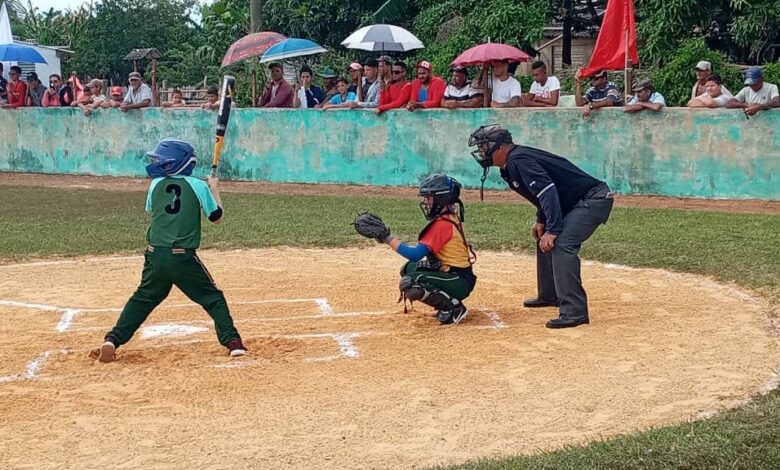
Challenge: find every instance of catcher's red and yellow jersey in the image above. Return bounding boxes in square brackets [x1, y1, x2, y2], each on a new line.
[419, 214, 471, 269]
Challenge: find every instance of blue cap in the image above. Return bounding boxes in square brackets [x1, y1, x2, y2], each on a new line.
[744, 66, 763, 85]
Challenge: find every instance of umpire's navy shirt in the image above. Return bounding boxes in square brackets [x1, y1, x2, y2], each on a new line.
[500, 145, 603, 235]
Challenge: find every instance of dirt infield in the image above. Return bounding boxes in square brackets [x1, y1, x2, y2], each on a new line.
[2, 172, 779, 215]
[0, 248, 776, 469]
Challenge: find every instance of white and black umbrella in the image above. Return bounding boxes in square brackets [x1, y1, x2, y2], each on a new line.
[341, 24, 424, 52]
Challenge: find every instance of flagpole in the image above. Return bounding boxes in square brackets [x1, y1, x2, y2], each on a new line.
[624, 2, 631, 102]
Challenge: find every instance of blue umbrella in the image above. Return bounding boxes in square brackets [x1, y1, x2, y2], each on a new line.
[0, 43, 47, 63]
[259, 38, 327, 64]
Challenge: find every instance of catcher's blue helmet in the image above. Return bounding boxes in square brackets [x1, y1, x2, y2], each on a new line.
[145, 139, 197, 178]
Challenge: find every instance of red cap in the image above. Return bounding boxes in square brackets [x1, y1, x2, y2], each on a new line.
[416, 60, 432, 71]
[110, 86, 123, 96]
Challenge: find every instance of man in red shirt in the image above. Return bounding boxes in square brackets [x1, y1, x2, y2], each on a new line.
[406, 61, 446, 111]
[2, 66, 27, 109]
[376, 61, 411, 115]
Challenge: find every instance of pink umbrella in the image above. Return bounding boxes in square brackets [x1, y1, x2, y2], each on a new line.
[451, 43, 532, 66]
[221, 31, 287, 67]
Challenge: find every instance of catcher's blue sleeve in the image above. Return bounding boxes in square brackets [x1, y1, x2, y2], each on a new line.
[396, 243, 429, 262]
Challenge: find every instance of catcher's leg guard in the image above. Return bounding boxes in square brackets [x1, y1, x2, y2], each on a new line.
[399, 276, 467, 325]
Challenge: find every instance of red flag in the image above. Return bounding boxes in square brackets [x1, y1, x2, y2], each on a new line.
[580, 0, 638, 77]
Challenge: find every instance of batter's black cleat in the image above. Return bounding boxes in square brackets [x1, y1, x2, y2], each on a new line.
[546, 316, 589, 329]
[523, 297, 560, 308]
[227, 338, 247, 357]
[438, 304, 468, 325]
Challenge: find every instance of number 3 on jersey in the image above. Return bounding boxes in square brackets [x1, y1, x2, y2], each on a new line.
[165, 184, 182, 214]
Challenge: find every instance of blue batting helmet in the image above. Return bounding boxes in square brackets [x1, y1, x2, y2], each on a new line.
[145, 139, 197, 178]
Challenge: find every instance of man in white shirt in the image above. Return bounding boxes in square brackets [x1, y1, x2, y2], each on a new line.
[523, 61, 560, 107]
[120, 71, 152, 112]
[442, 66, 483, 109]
[490, 59, 522, 108]
[687, 74, 732, 108]
[726, 66, 780, 117]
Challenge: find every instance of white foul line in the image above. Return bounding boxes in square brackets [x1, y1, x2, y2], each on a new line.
[56, 309, 79, 333]
[0, 350, 68, 383]
[477, 309, 507, 329]
[315, 298, 334, 316]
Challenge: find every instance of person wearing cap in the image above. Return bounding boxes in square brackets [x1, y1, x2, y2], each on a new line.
[348, 58, 381, 109]
[727, 66, 779, 116]
[77, 79, 107, 116]
[121, 71, 152, 112]
[574, 69, 622, 117]
[406, 60, 446, 111]
[489, 59, 523, 108]
[201, 86, 221, 110]
[687, 74, 732, 108]
[101, 86, 125, 109]
[624, 79, 666, 113]
[376, 61, 411, 115]
[691, 61, 731, 99]
[25, 72, 47, 107]
[1, 66, 27, 109]
[161, 88, 187, 108]
[442, 65, 483, 109]
[317, 68, 338, 106]
[523, 61, 560, 107]
[260, 62, 293, 108]
[377, 55, 393, 95]
[347, 62, 363, 101]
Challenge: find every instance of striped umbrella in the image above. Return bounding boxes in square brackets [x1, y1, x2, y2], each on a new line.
[341, 24, 424, 52]
[221, 31, 286, 67]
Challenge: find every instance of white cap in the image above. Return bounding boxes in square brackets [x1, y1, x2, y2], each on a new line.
[694, 61, 712, 71]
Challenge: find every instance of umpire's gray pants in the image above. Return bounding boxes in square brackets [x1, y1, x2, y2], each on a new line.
[536, 184, 614, 319]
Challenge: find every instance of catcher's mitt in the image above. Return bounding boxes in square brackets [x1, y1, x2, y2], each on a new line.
[352, 212, 391, 242]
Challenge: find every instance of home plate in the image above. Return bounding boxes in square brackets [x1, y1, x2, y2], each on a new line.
[141, 323, 209, 339]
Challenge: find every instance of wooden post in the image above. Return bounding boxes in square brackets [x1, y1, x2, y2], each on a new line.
[151, 57, 158, 106]
[624, 26, 631, 102]
[133, 60, 138, 73]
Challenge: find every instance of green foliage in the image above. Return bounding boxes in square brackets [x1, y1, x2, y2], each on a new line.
[649, 38, 743, 107]
[762, 62, 780, 88]
[635, 0, 780, 65]
[412, 0, 548, 77]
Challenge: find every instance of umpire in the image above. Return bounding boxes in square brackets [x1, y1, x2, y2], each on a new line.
[468, 124, 614, 328]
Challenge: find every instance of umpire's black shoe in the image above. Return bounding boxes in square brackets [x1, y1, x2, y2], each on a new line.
[523, 297, 560, 308]
[546, 316, 589, 329]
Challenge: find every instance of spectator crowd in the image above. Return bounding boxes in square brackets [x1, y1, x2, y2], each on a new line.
[1, 58, 778, 118]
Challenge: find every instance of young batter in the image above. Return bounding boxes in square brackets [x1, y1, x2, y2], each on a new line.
[96, 139, 246, 363]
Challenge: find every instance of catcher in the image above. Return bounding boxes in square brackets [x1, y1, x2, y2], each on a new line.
[353, 174, 477, 325]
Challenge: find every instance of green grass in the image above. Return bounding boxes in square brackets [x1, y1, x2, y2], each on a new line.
[3, 186, 779, 290]
[2, 185, 780, 469]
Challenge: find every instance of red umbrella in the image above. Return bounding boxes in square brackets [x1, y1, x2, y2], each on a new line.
[451, 43, 532, 66]
[221, 31, 287, 67]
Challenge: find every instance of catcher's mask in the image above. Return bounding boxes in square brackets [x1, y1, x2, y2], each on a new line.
[145, 139, 197, 178]
[418, 173, 465, 221]
[468, 124, 513, 200]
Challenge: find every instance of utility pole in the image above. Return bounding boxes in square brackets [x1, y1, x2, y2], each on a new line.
[250, 0, 262, 33]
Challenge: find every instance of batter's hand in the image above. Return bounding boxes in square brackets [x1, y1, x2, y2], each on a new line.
[531, 222, 545, 242]
[539, 232, 557, 253]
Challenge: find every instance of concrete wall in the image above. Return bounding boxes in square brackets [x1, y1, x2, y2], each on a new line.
[1, 107, 778, 200]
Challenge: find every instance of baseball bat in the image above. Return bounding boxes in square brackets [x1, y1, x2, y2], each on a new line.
[211, 75, 236, 178]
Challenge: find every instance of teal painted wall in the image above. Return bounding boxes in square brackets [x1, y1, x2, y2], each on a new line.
[1, 107, 778, 199]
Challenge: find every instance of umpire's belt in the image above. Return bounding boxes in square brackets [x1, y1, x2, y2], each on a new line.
[147, 245, 196, 255]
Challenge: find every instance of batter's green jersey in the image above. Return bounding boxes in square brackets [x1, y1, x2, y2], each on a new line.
[145, 176, 220, 249]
